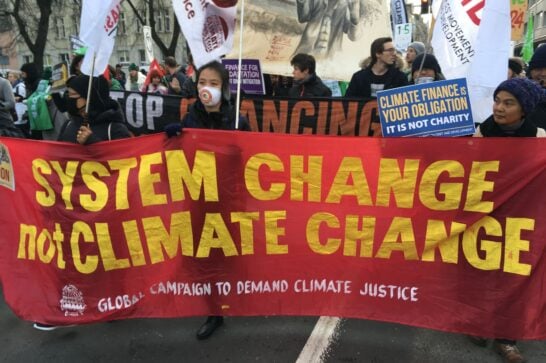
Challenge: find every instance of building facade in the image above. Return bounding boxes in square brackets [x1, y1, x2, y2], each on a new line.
[1, 0, 187, 72]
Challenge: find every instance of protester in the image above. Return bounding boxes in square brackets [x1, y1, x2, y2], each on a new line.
[508, 58, 524, 79]
[164, 56, 187, 95]
[20, 63, 44, 139]
[524, 45, 546, 130]
[106, 65, 124, 91]
[288, 53, 331, 97]
[165, 60, 250, 340]
[115, 63, 127, 88]
[7, 71, 28, 133]
[270, 75, 293, 97]
[470, 78, 544, 363]
[0, 76, 22, 137]
[56, 74, 132, 145]
[406, 42, 425, 79]
[345, 37, 408, 98]
[181, 53, 197, 98]
[410, 53, 445, 84]
[125, 63, 146, 92]
[145, 69, 168, 95]
[20, 62, 41, 96]
[70, 54, 84, 76]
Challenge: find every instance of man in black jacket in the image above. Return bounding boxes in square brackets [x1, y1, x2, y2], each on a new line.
[345, 36, 408, 98]
[288, 53, 332, 97]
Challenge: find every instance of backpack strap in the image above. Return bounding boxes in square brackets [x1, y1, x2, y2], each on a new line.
[108, 122, 112, 141]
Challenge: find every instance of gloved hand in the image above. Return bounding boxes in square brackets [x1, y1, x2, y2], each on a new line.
[164, 122, 183, 137]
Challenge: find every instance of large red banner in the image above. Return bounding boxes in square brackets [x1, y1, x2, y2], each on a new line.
[0, 132, 545, 340]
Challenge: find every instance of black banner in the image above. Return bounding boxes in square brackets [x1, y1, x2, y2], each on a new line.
[111, 91, 380, 136]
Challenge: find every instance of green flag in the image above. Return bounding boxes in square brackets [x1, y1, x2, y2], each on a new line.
[522, 15, 534, 63]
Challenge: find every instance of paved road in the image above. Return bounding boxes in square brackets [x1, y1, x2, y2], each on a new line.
[1, 291, 545, 362]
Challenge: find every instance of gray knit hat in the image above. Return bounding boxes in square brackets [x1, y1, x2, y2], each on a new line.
[408, 41, 426, 55]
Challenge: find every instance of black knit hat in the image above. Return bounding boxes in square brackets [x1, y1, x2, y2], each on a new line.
[20, 63, 40, 83]
[494, 78, 545, 115]
[412, 54, 442, 76]
[67, 75, 113, 116]
[508, 59, 523, 75]
[528, 45, 546, 72]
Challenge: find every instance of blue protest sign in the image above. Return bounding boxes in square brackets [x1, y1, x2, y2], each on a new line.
[378, 78, 475, 137]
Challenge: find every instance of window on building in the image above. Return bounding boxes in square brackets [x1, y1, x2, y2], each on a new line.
[55, 17, 66, 39]
[23, 55, 32, 64]
[137, 7, 147, 33]
[139, 50, 146, 63]
[119, 12, 126, 34]
[59, 53, 70, 63]
[119, 51, 130, 63]
[156, 11, 164, 32]
[44, 54, 52, 66]
[164, 11, 171, 32]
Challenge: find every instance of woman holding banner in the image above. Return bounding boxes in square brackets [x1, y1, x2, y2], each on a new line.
[165, 60, 249, 340]
[469, 77, 545, 363]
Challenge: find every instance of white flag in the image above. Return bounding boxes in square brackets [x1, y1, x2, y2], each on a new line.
[79, 0, 122, 76]
[431, 0, 510, 123]
[172, 0, 238, 69]
[142, 26, 155, 63]
[390, 0, 408, 31]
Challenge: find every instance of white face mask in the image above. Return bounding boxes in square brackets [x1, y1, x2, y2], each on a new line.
[199, 86, 222, 107]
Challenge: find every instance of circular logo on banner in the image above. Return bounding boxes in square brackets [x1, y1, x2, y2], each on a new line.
[211, 0, 237, 8]
[202, 15, 229, 53]
[199, 88, 213, 104]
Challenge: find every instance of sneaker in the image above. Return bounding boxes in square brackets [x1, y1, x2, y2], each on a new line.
[467, 335, 488, 347]
[493, 342, 526, 363]
[33, 323, 75, 331]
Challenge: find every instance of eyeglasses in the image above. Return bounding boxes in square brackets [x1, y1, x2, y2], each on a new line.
[382, 48, 396, 53]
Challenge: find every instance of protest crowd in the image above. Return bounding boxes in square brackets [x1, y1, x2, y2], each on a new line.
[0, 1, 545, 363]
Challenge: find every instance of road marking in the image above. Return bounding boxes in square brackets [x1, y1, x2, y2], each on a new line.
[296, 317, 342, 363]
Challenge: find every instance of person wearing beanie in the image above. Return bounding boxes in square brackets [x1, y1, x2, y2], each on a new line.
[470, 78, 543, 363]
[475, 77, 546, 137]
[56, 74, 131, 145]
[405, 41, 425, 67]
[20, 62, 41, 96]
[125, 63, 146, 91]
[410, 53, 445, 84]
[508, 57, 524, 79]
[525, 44, 546, 131]
[527, 43, 546, 86]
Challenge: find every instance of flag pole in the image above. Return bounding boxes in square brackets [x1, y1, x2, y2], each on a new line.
[235, 0, 245, 130]
[84, 51, 96, 116]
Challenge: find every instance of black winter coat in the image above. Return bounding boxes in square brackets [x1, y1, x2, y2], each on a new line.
[58, 101, 131, 144]
[288, 74, 332, 98]
[345, 66, 408, 98]
[183, 99, 250, 131]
